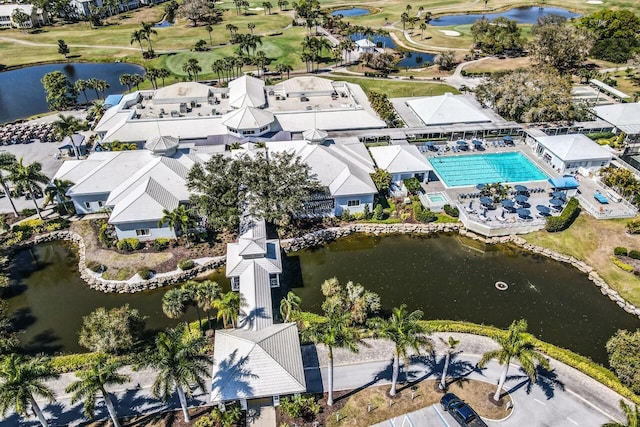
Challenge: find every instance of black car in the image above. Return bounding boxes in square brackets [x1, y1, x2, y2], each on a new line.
[440, 393, 488, 427]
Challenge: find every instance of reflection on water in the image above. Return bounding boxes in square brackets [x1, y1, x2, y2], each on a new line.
[280, 234, 640, 365]
[430, 7, 580, 26]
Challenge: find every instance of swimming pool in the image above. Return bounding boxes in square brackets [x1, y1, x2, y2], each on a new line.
[428, 152, 548, 187]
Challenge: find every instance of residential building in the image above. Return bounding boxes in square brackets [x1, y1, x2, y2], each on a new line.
[593, 102, 640, 144]
[531, 133, 613, 174]
[369, 144, 433, 185]
[0, 4, 48, 28]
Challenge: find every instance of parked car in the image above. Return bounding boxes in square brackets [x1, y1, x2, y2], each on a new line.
[440, 393, 488, 427]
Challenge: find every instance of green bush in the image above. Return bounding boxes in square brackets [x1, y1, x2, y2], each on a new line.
[443, 204, 459, 217]
[373, 204, 385, 220]
[116, 238, 141, 252]
[340, 208, 353, 222]
[412, 201, 437, 223]
[98, 222, 115, 247]
[586, 131, 616, 141]
[178, 258, 195, 270]
[20, 208, 36, 217]
[280, 394, 321, 421]
[612, 257, 634, 272]
[153, 238, 171, 251]
[614, 247, 628, 256]
[403, 177, 422, 195]
[627, 220, 640, 234]
[628, 250, 640, 260]
[137, 268, 151, 280]
[545, 198, 580, 232]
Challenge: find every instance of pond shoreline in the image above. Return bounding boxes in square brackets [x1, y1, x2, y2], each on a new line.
[8, 223, 640, 320]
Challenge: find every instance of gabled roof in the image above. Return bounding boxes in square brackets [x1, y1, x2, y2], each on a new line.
[267, 139, 376, 197]
[237, 217, 267, 257]
[536, 134, 613, 162]
[222, 106, 274, 130]
[406, 93, 492, 126]
[109, 177, 179, 224]
[229, 75, 266, 109]
[67, 151, 156, 196]
[226, 240, 281, 278]
[355, 39, 376, 48]
[53, 158, 108, 185]
[369, 145, 432, 174]
[106, 155, 192, 206]
[210, 323, 306, 402]
[593, 102, 640, 135]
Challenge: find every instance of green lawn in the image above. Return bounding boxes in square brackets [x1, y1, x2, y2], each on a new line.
[328, 75, 459, 97]
[524, 214, 640, 307]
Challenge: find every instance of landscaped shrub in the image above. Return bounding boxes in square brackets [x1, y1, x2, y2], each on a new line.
[545, 198, 580, 232]
[137, 268, 151, 280]
[403, 177, 422, 195]
[612, 257, 634, 272]
[586, 131, 616, 141]
[627, 220, 640, 234]
[98, 222, 115, 247]
[86, 261, 106, 273]
[20, 208, 36, 217]
[116, 238, 141, 252]
[340, 208, 353, 222]
[373, 204, 385, 220]
[412, 201, 437, 223]
[280, 394, 321, 421]
[178, 258, 195, 270]
[614, 247, 628, 256]
[443, 204, 460, 217]
[153, 238, 171, 251]
[628, 250, 640, 260]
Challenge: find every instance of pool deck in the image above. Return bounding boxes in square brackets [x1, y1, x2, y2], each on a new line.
[418, 139, 637, 235]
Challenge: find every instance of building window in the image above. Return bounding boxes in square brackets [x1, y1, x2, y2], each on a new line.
[231, 276, 240, 291]
[269, 273, 279, 288]
[98, 201, 104, 208]
[242, 129, 255, 135]
[84, 202, 91, 209]
[347, 200, 360, 207]
[135, 229, 150, 236]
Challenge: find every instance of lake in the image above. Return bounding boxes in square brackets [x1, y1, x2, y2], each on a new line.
[430, 6, 581, 26]
[6, 234, 640, 364]
[350, 33, 435, 68]
[0, 62, 144, 124]
[332, 8, 370, 17]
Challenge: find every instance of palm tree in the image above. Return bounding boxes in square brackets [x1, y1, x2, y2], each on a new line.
[140, 22, 157, 52]
[146, 324, 209, 422]
[53, 114, 82, 159]
[130, 29, 146, 53]
[182, 58, 202, 82]
[478, 319, 549, 402]
[603, 400, 639, 427]
[303, 311, 364, 405]
[119, 73, 133, 92]
[130, 73, 145, 91]
[247, 22, 255, 34]
[75, 79, 89, 104]
[65, 354, 130, 427]
[205, 25, 213, 46]
[44, 178, 74, 214]
[369, 305, 432, 396]
[146, 67, 159, 90]
[440, 336, 460, 390]
[213, 291, 241, 329]
[0, 354, 60, 427]
[9, 158, 50, 220]
[158, 205, 197, 243]
[0, 153, 19, 217]
[157, 68, 171, 87]
[419, 22, 427, 39]
[279, 291, 301, 322]
[88, 100, 107, 123]
[194, 280, 221, 330]
[162, 287, 192, 330]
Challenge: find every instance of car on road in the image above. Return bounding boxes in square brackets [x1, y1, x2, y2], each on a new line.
[440, 393, 488, 427]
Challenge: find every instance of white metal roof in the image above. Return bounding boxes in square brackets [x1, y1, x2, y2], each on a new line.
[102, 117, 228, 143]
[355, 39, 376, 48]
[109, 177, 179, 224]
[406, 93, 492, 126]
[237, 217, 268, 257]
[274, 109, 385, 132]
[221, 107, 275, 130]
[302, 128, 328, 143]
[593, 102, 640, 135]
[229, 75, 266, 109]
[0, 4, 35, 16]
[266, 138, 376, 197]
[535, 134, 613, 162]
[144, 135, 178, 153]
[369, 145, 433, 174]
[210, 323, 306, 402]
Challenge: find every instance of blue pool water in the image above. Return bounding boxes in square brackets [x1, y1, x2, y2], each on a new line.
[429, 152, 548, 187]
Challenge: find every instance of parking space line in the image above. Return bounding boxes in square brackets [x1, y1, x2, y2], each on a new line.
[567, 417, 579, 425]
[433, 406, 450, 426]
[534, 398, 546, 406]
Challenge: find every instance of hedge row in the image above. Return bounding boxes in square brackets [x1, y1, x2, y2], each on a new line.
[424, 320, 640, 405]
[545, 198, 580, 232]
[611, 256, 634, 272]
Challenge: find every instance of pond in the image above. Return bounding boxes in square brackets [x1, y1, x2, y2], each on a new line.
[0, 62, 145, 125]
[430, 6, 581, 26]
[331, 8, 370, 17]
[5, 242, 201, 355]
[276, 234, 640, 365]
[350, 33, 435, 68]
[7, 234, 640, 364]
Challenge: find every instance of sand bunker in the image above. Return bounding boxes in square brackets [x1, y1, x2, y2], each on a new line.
[248, 7, 264, 10]
[586, 0, 603, 3]
[440, 30, 461, 37]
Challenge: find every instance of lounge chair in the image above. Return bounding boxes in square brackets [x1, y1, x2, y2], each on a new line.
[464, 202, 476, 213]
[594, 191, 609, 204]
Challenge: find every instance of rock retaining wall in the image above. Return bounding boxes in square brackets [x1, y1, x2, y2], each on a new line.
[12, 224, 640, 319]
[14, 231, 225, 294]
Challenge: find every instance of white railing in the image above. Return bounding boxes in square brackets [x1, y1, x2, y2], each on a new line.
[576, 194, 637, 220]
